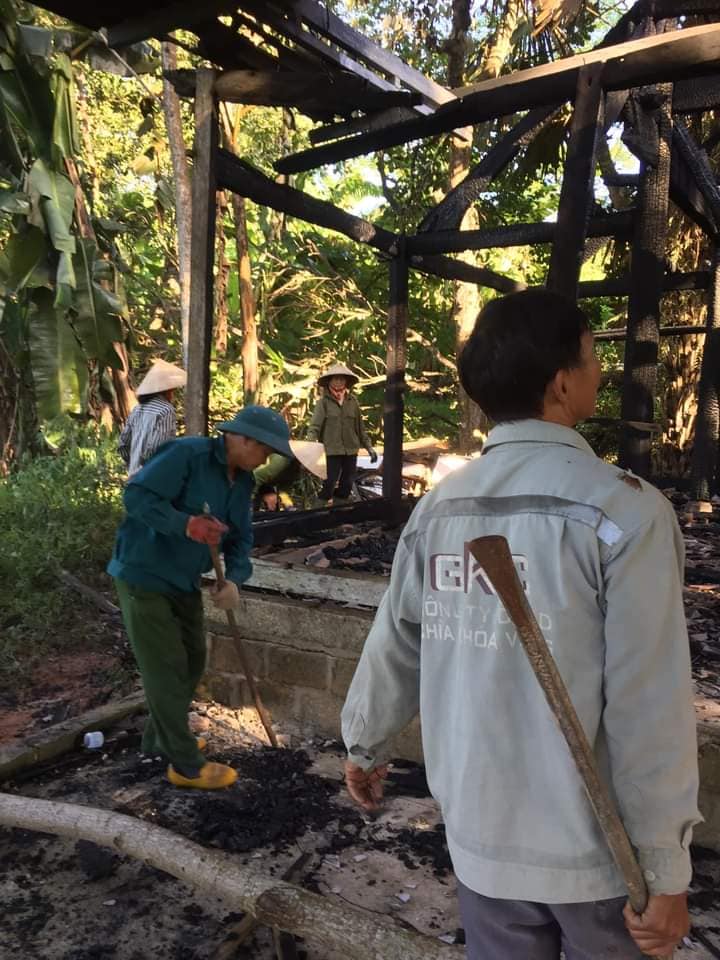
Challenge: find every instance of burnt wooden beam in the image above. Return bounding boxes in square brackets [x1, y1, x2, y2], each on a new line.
[602, 172, 639, 188]
[417, 106, 562, 233]
[577, 271, 710, 299]
[547, 63, 605, 299]
[673, 119, 720, 232]
[267, 0, 454, 109]
[619, 85, 673, 476]
[236, 0, 432, 111]
[104, 0, 233, 47]
[216, 149, 522, 292]
[673, 74, 720, 113]
[595, 324, 707, 341]
[690, 246, 720, 502]
[406, 212, 634, 256]
[210, 70, 419, 113]
[186, 69, 218, 436]
[309, 107, 421, 145]
[670, 137, 717, 236]
[383, 250, 408, 508]
[251, 499, 412, 545]
[275, 23, 720, 174]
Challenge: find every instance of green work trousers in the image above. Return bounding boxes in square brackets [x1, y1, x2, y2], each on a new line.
[115, 578, 206, 771]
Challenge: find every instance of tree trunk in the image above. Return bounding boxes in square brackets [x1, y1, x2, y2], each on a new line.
[162, 42, 193, 361]
[232, 193, 259, 404]
[0, 794, 461, 960]
[214, 190, 230, 356]
[447, 0, 521, 452]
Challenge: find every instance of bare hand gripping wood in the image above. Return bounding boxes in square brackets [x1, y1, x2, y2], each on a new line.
[468, 536, 650, 915]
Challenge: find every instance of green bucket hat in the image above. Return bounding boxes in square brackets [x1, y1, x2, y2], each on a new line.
[217, 405, 293, 458]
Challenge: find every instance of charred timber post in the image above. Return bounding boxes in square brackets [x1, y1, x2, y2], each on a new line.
[619, 84, 673, 476]
[186, 69, 217, 436]
[577, 271, 710, 299]
[689, 245, 720, 503]
[547, 63, 605, 299]
[383, 246, 409, 509]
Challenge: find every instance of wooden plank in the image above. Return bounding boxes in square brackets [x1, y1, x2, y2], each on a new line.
[619, 84, 673, 476]
[407, 213, 634, 257]
[595, 324, 707, 340]
[0, 693, 145, 782]
[275, 23, 720, 173]
[383, 253, 408, 507]
[246, 558, 388, 607]
[105, 0, 233, 47]
[251, 498, 412, 546]
[309, 106, 421, 145]
[213, 69, 419, 112]
[276, 0, 454, 108]
[547, 63, 605, 299]
[186, 69, 218, 435]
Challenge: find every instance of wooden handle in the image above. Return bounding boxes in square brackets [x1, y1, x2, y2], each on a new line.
[468, 535, 650, 915]
[208, 542, 278, 748]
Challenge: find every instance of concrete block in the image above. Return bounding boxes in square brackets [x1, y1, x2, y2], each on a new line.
[329, 658, 359, 698]
[204, 591, 373, 657]
[696, 724, 720, 853]
[205, 673, 244, 709]
[267, 646, 331, 691]
[210, 635, 267, 678]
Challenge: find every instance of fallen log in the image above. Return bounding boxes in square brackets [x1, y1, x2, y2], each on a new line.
[0, 794, 461, 960]
[0, 692, 145, 782]
[59, 569, 120, 615]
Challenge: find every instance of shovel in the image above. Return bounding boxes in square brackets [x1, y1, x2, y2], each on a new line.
[468, 535, 671, 958]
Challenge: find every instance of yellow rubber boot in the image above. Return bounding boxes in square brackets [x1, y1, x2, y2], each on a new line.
[167, 762, 237, 789]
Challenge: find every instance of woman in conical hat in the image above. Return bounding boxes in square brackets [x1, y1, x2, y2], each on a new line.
[118, 359, 186, 477]
[306, 361, 377, 505]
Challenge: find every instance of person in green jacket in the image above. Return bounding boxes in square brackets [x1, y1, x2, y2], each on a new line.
[108, 405, 293, 790]
[306, 362, 377, 504]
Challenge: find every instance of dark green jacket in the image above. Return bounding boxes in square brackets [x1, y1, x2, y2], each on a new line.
[107, 436, 253, 593]
[306, 393, 372, 456]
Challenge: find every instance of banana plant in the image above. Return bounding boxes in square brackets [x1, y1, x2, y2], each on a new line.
[0, 1, 126, 433]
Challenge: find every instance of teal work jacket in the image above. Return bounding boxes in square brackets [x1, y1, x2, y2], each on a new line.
[108, 435, 253, 594]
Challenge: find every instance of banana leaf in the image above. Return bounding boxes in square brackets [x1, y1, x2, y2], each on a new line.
[0, 186, 29, 214]
[28, 287, 86, 419]
[27, 158, 76, 304]
[50, 53, 80, 166]
[0, 30, 54, 161]
[71, 238, 123, 369]
[0, 224, 47, 291]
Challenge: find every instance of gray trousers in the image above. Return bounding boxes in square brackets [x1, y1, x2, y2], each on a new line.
[458, 881, 647, 960]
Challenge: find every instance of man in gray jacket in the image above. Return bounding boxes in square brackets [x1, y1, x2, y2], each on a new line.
[341, 290, 700, 959]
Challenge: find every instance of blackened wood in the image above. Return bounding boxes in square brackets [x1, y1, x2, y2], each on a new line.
[673, 119, 720, 231]
[417, 106, 562, 233]
[216, 149, 521, 291]
[670, 137, 717, 236]
[272, 0, 454, 109]
[673, 74, 720, 113]
[690, 246, 720, 502]
[105, 0, 231, 47]
[275, 24, 720, 174]
[547, 63, 605, 298]
[619, 85, 673, 476]
[212, 70, 419, 113]
[383, 252, 409, 507]
[407, 212, 634, 256]
[186, 69, 217, 436]
[410, 254, 525, 292]
[252, 499, 412, 546]
[595, 324, 707, 340]
[581, 272, 710, 299]
[309, 107, 421, 145]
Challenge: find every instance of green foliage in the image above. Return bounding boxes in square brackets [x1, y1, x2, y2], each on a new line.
[0, 417, 124, 679]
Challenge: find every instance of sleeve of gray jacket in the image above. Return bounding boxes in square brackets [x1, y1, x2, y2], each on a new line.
[602, 499, 701, 895]
[341, 533, 423, 770]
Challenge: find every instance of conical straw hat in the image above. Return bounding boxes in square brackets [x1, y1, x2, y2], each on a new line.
[136, 359, 187, 396]
[290, 440, 327, 479]
[317, 362, 359, 388]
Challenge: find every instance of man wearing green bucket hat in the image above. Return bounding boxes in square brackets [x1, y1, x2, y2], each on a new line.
[108, 405, 293, 790]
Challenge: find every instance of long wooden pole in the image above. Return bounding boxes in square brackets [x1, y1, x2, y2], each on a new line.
[0, 794, 462, 960]
[382, 249, 409, 511]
